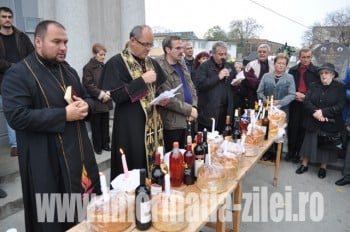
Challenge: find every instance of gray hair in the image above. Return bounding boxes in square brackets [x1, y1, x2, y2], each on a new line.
[258, 44, 271, 52]
[212, 41, 228, 53]
[183, 41, 192, 49]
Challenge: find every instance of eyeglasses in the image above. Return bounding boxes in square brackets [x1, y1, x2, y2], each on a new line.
[134, 38, 153, 48]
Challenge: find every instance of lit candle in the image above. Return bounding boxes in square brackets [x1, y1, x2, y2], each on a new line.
[270, 95, 274, 110]
[119, 148, 129, 178]
[211, 117, 215, 134]
[164, 173, 171, 196]
[99, 172, 109, 202]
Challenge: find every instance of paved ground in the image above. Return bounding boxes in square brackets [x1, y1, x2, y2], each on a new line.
[1, 149, 350, 232]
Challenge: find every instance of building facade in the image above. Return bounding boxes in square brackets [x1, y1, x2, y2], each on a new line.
[0, 0, 145, 146]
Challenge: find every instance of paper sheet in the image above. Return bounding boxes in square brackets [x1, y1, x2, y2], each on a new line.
[231, 71, 245, 86]
[151, 83, 182, 105]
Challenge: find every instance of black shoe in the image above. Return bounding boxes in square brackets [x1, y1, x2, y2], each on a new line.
[335, 177, 350, 186]
[0, 188, 7, 198]
[296, 165, 308, 174]
[318, 168, 326, 179]
[95, 150, 102, 155]
[102, 145, 111, 151]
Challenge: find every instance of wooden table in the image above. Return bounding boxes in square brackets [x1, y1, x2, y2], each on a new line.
[67, 135, 283, 232]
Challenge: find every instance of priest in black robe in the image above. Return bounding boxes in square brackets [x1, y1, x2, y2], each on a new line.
[101, 25, 168, 181]
[1, 20, 101, 232]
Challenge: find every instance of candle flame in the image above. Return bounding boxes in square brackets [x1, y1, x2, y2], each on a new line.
[119, 148, 125, 156]
[99, 172, 103, 176]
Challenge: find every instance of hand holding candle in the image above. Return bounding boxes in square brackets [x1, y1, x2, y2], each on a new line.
[119, 148, 129, 178]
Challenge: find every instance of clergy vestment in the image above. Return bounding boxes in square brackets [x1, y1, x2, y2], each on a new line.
[101, 46, 167, 181]
[1, 52, 101, 232]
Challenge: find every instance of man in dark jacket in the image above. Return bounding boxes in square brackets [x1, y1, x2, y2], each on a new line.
[194, 41, 235, 133]
[0, 6, 34, 157]
[287, 47, 318, 162]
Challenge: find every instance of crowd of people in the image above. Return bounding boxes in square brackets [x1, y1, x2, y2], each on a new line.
[1, 5, 350, 231]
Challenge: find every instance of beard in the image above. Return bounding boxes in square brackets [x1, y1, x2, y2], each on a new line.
[1, 24, 12, 29]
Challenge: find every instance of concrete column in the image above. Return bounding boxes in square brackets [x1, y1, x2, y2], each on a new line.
[120, 0, 145, 46]
[55, 0, 90, 75]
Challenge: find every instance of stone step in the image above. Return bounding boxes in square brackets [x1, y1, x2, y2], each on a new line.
[0, 150, 111, 221]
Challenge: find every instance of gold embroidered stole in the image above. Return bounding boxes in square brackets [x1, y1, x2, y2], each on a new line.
[121, 46, 164, 176]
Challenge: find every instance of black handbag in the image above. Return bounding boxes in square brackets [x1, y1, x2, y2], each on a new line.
[317, 130, 343, 151]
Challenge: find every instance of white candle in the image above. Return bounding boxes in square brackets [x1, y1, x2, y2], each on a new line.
[99, 172, 109, 202]
[211, 117, 215, 133]
[164, 173, 171, 196]
[224, 140, 228, 154]
[206, 144, 211, 165]
[119, 148, 129, 178]
[270, 95, 274, 110]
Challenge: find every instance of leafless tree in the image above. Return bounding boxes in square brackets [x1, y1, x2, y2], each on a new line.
[227, 17, 263, 56]
[203, 25, 228, 41]
[302, 7, 350, 47]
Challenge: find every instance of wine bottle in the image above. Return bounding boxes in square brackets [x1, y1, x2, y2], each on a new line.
[233, 109, 241, 142]
[185, 120, 193, 145]
[135, 169, 151, 230]
[169, 141, 184, 187]
[222, 115, 232, 140]
[194, 132, 205, 178]
[261, 107, 270, 140]
[202, 128, 208, 155]
[183, 135, 195, 185]
[151, 150, 164, 196]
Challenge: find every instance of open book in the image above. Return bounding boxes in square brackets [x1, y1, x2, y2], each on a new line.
[151, 84, 182, 105]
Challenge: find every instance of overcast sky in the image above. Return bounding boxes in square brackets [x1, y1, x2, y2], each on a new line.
[145, 0, 350, 47]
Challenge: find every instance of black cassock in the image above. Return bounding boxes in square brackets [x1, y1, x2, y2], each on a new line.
[1, 53, 101, 232]
[101, 54, 167, 181]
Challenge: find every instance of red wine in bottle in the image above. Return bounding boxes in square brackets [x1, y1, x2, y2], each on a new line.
[151, 150, 164, 196]
[183, 136, 195, 185]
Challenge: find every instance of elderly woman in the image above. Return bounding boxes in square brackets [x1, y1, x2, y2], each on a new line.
[296, 63, 346, 178]
[257, 53, 295, 161]
[257, 53, 296, 119]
